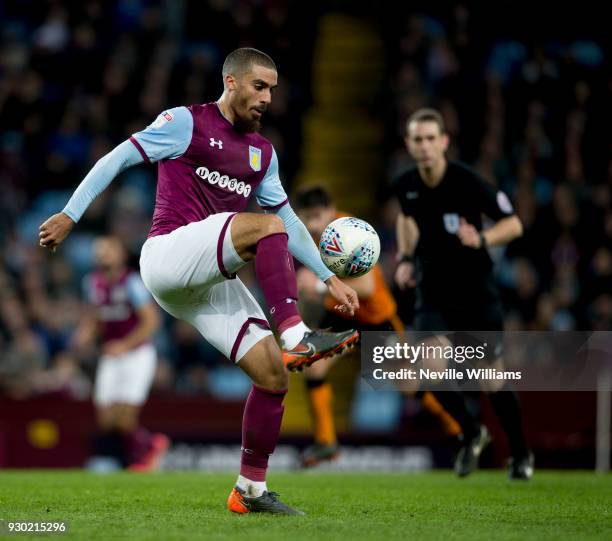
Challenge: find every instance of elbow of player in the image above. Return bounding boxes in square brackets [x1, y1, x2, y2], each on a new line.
[512, 215, 524, 239]
[351, 276, 375, 300]
[362, 282, 376, 299]
[151, 312, 162, 334]
[143, 307, 162, 335]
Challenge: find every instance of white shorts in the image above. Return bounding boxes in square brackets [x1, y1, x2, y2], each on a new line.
[139, 212, 272, 363]
[94, 343, 157, 406]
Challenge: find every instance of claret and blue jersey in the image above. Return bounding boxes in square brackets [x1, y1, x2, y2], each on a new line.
[61, 100, 333, 283]
[129, 103, 290, 238]
[83, 269, 152, 344]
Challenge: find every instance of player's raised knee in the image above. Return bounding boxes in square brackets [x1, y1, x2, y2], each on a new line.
[259, 214, 285, 238]
[259, 358, 288, 391]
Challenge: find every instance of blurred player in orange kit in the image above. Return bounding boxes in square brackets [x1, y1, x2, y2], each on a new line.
[292, 186, 461, 466]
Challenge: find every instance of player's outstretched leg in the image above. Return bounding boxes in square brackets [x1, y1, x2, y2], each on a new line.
[227, 336, 304, 516]
[230, 213, 359, 370]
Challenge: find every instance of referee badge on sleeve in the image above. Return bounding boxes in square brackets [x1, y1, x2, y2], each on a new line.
[249, 146, 262, 171]
[497, 191, 514, 214]
[443, 213, 460, 234]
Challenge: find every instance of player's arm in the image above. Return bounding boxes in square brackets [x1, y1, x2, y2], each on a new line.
[255, 150, 359, 315]
[457, 176, 523, 249]
[71, 309, 98, 351]
[39, 141, 143, 251]
[395, 214, 419, 290]
[298, 268, 375, 301]
[279, 205, 359, 315]
[102, 275, 161, 356]
[39, 107, 193, 252]
[70, 274, 99, 352]
[481, 215, 523, 247]
[102, 303, 160, 356]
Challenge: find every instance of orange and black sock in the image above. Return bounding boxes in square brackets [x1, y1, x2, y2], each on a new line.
[306, 379, 336, 445]
[420, 391, 462, 437]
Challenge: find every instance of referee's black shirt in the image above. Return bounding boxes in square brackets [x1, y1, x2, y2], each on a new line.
[393, 160, 515, 308]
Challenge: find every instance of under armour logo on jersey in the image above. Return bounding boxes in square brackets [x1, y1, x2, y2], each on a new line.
[210, 138, 223, 149]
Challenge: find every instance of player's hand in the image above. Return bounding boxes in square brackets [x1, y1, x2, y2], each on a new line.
[457, 217, 481, 249]
[102, 340, 130, 357]
[325, 275, 359, 316]
[39, 212, 75, 252]
[395, 261, 416, 290]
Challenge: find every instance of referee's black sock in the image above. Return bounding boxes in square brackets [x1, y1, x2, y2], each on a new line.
[430, 388, 480, 441]
[93, 429, 126, 465]
[487, 386, 529, 459]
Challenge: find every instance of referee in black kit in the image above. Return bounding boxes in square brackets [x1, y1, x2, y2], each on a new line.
[393, 108, 533, 480]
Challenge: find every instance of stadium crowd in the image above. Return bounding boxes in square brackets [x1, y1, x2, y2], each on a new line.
[0, 2, 610, 400]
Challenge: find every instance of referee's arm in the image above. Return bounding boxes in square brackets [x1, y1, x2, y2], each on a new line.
[457, 214, 523, 250]
[484, 215, 523, 246]
[395, 214, 419, 289]
[458, 175, 523, 250]
[458, 214, 523, 249]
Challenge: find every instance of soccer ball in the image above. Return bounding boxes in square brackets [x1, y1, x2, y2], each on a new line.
[319, 217, 380, 278]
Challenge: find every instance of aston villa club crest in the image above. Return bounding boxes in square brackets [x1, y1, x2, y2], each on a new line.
[249, 145, 262, 171]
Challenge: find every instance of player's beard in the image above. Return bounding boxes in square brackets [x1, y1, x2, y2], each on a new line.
[233, 96, 263, 133]
[234, 111, 262, 133]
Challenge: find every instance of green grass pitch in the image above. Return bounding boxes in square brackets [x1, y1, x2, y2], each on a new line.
[0, 471, 610, 540]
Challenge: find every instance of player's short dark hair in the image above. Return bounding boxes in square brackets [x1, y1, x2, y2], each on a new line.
[406, 108, 446, 134]
[222, 48, 276, 79]
[293, 185, 333, 211]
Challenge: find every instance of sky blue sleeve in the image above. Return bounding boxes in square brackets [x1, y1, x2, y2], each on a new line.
[275, 204, 334, 282]
[126, 273, 153, 309]
[130, 106, 193, 163]
[254, 148, 289, 210]
[62, 140, 143, 223]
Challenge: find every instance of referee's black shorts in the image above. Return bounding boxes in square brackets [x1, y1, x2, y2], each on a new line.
[413, 291, 504, 364]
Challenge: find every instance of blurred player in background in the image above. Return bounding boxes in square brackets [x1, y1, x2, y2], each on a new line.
[294, 186, 461, 467]
[39, 48, 359, 515]
[394, 108, 533, 480]
[72, 236, 167, 471]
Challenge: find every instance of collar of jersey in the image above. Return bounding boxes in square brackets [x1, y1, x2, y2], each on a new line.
[214, 101, 235, 128]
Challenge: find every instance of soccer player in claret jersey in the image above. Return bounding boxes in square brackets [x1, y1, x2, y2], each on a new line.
[39, 48, 360, 515]
[72, 236, 168, 471]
